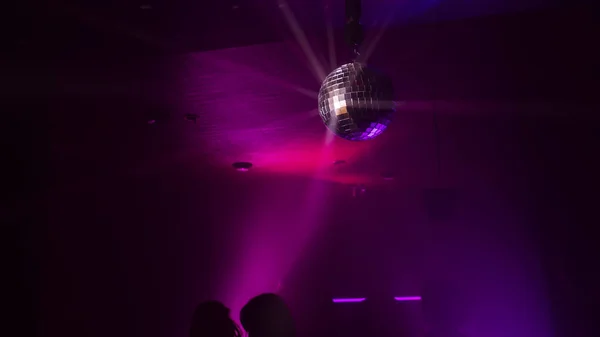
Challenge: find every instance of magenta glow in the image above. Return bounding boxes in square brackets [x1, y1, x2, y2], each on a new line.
[394, 296, 422, 301]
[332, 297, 366, 303]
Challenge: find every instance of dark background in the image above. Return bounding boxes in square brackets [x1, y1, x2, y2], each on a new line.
[3, 2, 599, 337]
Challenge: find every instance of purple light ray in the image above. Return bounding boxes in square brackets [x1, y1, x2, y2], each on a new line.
[332, 297, 366, 303]
[394, 296, 422, 301]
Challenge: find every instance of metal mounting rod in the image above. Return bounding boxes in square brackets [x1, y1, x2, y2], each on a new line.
[345, 0, 361, 22]
[345, 0, 363, 57]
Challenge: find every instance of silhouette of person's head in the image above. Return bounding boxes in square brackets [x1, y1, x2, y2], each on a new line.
[190, 301, 242, 337]
[240, 293, 295, 337]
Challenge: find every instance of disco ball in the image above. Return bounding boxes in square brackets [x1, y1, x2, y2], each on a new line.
[318, 62, 395, 141]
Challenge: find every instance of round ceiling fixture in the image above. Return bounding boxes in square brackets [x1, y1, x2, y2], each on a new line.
[381, 171, 395, 180]
[184, 114, 198, 123]
[318, 62, 395, 141]
[232, 162, 253, 172]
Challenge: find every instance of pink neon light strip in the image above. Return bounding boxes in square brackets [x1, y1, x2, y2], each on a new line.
[332, 296, 421, 303]
[394, 296, 422, 301]
[332, 297, 366, 303]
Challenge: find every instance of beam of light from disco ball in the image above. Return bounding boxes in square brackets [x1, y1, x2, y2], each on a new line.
[358, 9, 397, 64]
[318, 62, 395, 141]
[208, 57, 318, 99]
[278, 0, 327, 83]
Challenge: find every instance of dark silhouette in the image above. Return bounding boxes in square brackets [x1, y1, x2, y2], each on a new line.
[190, 301, 242, 337]
[240, 293, 296, 337]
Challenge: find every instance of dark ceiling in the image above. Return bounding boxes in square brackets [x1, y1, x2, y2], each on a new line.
[11, 0, 569, 53]
[4, 3, 597, 187]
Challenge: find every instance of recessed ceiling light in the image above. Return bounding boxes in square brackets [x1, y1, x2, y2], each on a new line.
[232, 162, 253, 172]
[147, 119, 156, 124]
[184, 114, 198, 123]
[381, 171, 395, 180]
[333, 159, 347, 165]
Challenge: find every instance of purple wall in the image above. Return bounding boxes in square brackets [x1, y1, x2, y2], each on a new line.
[41, 130, 551, 337]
